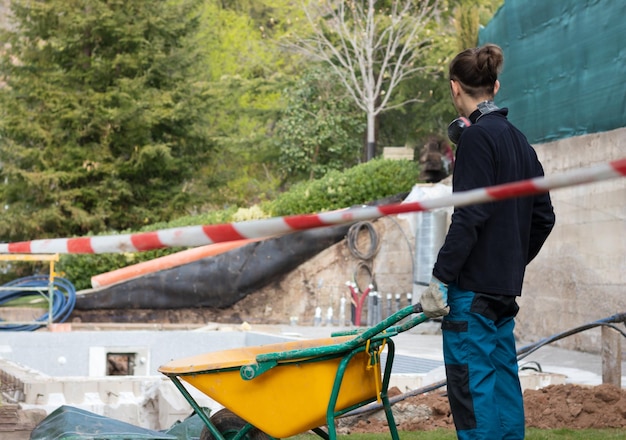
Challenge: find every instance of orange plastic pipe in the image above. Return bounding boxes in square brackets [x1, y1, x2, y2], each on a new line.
[90, 238, 257, 288]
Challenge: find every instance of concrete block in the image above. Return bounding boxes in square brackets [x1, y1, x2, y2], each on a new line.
[156, 379, 222, 430]
[519, 371, 567, 390]
[389, 374, 424, 393]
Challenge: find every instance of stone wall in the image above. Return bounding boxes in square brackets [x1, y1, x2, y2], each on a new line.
[518, 127, 626, 353]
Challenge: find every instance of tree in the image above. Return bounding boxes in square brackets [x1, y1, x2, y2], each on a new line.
[452, 0, 504, 50]
[288, 0, 443, 161]
[192, 0, 305, 207]
[0, 0, 213, 241]
[378, 0, 505, 150]
[274, 65, 365, 183]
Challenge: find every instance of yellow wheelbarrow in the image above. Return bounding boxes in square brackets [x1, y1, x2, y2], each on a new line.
[159, 304, 428, 440]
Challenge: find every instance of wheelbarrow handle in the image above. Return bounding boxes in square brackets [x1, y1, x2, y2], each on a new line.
[346, 304, 427, 346]
[241, 304, 428, 380]
[332, 303, 425, 338]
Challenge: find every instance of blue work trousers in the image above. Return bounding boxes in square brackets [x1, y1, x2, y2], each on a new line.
[442, 285, 524, 440]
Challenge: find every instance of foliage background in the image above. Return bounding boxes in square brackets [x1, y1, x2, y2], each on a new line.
[0, 0, 504, 287]
[0, 0, 214, 240]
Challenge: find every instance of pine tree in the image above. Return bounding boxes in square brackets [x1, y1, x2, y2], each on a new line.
[0, 0, 212, 241]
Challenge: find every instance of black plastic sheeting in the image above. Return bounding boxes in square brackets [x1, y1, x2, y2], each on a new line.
[75, 225, 350, 310]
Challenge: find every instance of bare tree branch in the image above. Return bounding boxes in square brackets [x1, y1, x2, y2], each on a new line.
[286, 0, 441, 160]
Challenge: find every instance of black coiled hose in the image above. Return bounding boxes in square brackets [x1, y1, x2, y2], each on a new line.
[347, 221, 380, 260]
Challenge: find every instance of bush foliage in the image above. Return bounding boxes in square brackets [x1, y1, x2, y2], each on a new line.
[266, 158, 420, 216]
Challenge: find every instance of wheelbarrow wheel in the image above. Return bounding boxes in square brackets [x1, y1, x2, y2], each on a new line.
[200, 408, 271, 440]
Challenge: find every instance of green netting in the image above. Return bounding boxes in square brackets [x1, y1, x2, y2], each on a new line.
[479, 0, 626, 144]
[30, 405, 180, 440]
[30, 405, 209, 440]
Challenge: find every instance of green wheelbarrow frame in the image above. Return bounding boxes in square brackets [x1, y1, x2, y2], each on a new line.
[160, 304, 428, 440]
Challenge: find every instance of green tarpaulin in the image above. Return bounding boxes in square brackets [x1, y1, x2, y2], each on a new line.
[30, 406, 206, 440]
[479, 0, 626, 144]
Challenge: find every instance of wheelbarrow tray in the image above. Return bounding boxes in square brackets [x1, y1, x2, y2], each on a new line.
[159, 335, 380, 438]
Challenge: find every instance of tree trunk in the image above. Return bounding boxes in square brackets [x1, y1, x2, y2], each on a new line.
[366, 111, 376, 161]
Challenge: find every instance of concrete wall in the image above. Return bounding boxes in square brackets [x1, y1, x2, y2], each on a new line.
[0, 329, 288, 377]
[0, 329, 297, 431]
[0, 356, 224, 431]
[518, 127, 626, 353]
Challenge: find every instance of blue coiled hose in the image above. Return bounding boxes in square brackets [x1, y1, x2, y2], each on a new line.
[0, 275, 76, 331]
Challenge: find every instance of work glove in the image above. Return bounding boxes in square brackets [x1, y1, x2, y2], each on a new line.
[420, 276, 449, 318]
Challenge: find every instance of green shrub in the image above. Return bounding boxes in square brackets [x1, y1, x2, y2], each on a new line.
[266, 158, 420, 216]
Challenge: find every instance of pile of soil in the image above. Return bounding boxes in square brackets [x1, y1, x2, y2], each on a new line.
[524, 383, 626, 429]
[339, 383, 626, 432]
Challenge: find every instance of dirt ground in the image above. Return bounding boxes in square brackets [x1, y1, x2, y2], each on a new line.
[339, 383, 626, 432]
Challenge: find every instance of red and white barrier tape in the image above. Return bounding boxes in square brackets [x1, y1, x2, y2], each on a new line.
[1, 158, 625, 254]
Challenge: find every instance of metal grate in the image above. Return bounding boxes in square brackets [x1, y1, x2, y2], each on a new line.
[381, 352, 443, 374]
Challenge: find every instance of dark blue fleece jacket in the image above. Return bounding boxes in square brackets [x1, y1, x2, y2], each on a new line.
[433, 107, 555, 296]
